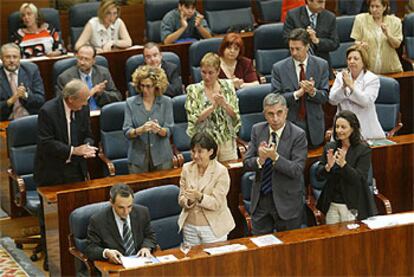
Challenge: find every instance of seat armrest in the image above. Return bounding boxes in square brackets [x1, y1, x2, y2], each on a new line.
[68, 233, 95, 276]
[238, 194, 252, 235]
[236, 137, 248, 159]
[98, 144, 116, 176]
[305, 185, 325, 226]
[374, 192, 392, 215]
[8, 168, 26, 207]
[386, 113, 403, 138]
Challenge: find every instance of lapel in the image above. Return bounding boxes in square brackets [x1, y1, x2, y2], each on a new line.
[257, 123, 270, 145]
[0, 68, 12, 98]
[277, 122, 292, 158]
[17, 66, 29, 88]
[306, 55, 314, 80]
[129, 207, 142, 252]
[300, 6, 311, 26]
[286, 58, 299, 89]
[106, 207, 126, 250]
[56, 97, 70, 144]
[197, 160, 216, 193]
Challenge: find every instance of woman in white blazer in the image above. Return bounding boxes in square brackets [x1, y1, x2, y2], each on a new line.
[178, 132, 235, 246]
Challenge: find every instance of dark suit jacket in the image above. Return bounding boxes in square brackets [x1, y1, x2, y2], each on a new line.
[56, 64, 122, 107]
[271, 55, 329, 146]
[0, 63, 45, 121]
[85, 204, 157, 261]
[316, 142, 374, 220]
[283, 6, 339, 67]
[243, 121, 308, 220]
[34, 96, 94, 186]
[161, 60, 183, 98]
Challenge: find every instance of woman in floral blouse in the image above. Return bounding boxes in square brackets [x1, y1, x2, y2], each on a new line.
[185, 52, 241, 162]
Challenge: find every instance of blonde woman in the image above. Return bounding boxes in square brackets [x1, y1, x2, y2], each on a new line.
[123, 65, 174, 173]
[186, 52, 241, 162]
[75, 0, 132, 52]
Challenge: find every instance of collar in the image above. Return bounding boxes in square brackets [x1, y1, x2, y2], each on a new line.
[63, 98, 72, 120]
[268, 123, 286, 140]
[4, 67, 19, 77]
[293, 55, 309, 69]
[305, 5, 318, 18]
[78, 68, 93, 79]
[112, 207, 130, 226]
[97, 20, 116, 33]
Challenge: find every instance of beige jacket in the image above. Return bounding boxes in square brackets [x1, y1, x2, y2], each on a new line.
[177, 160, 235, 238]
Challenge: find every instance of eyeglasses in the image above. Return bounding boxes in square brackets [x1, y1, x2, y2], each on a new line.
[140, 83, 154, 89]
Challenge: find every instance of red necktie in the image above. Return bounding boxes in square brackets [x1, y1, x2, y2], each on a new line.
[298, 64, 306, 120]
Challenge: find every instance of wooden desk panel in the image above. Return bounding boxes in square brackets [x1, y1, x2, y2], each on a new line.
[95, 219, 414, 276]
[38, 134, 413, 276]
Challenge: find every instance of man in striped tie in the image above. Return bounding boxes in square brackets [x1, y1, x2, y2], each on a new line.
[85, 184, 156, 264]
[243, 93, 308, 235]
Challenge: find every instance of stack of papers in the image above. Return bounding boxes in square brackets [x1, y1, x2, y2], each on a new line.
[121, 256, 160, 269]
[204, 244, 247, 255]
[366, 139, 396, 147]
[362, 212, 414, 229]
[250, 234, 283, 247]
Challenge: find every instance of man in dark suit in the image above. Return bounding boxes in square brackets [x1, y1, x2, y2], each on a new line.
[0, 43, 45, 121]
[85, 183, 157, 263]
[34, 79, 97, 186]
[244, 93, 308, 234]
[283, 0, 339, 77]
[271, 28, 329, 148]
[143, 42, 183, 97]
[56, 44, 121, 110]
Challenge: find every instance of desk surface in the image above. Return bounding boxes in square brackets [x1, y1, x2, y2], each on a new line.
[95, 215, 414, 276]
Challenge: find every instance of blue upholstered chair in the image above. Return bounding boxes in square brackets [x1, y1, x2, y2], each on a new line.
[236, 84, 271, 157]
[238, 172, 255, 235]
[329, 15, 356, 71]
[7, 115, 43, 260]
[172, 95, 192, 165]
[337, 0, 364, 15]
[52, 55, 109, 95]
[188, 37, 222, 83]
[403, 13, 414, 66]
[255, 0, 282, 23]
[125, 52, 182, 96]
[144, 0, 179, 42]
[375, 76, 403, 137]
[202, 0, 255, 35]
[254, 23, 290, 82]
[68, 2, 100, 47]
[306, 161, 392, 226]
[8, 8, 61, 41]
[69, 201, 109, 276]
[134, 185, 182, 250]
[98, 101, 129, 176]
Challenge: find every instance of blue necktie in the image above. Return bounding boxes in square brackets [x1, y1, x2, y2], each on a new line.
[260, 132, 277, 194]
[310, 13, 317, 29]
[85, 75, 99, 111]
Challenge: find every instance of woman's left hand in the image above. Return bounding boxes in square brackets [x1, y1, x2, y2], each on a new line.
[342, 70, 354, 89]
[184, 188, 202, 202]
[380, 23, 389, 37]
[334, 148, 347, 168]
[213, 94, 226, 107]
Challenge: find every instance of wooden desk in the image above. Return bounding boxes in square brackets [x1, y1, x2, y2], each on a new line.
[95, 218, 414, 276]
[38, 134, 413, 276]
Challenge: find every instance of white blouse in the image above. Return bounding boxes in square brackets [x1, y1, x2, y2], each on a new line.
[88, 17, 123, 48]
[329, 70, 385, 140]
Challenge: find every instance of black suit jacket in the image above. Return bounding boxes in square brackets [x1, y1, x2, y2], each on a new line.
[56, 64, 122, 107]
[85, 204, 157, 261]
[161, 60, 183, 98]
[34, 96, 94, 186]
[0, 63, 45, 121]
[316, 142, 374, 220]
[283, 6, 339, 67]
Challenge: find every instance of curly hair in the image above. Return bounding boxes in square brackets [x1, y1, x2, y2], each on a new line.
[132, 65, 169, 96]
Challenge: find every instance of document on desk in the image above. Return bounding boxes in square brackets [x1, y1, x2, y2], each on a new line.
[204, 244, 247, 255]
[362, 212, 414, 229]
[156, 254, 179, 263]
[121, 256, 160, 269]
[250, 234, 283, 247]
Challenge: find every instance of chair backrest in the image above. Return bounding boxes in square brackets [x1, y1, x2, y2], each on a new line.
[240, 171, 255, 214]
[375, 76, 400, 133]
[172, 95, 192, 162]
[100, 101, 129, 176]
[134, 185, 182, 250]
[68, 2, 100, 46]
[188, 37, 222, 83]
[237, 84, 271, 142]
[337, 0, 364, 15]
[404, 13, 414, 59]
[202, 0, 255, 34]
[145, 0, 179, 42]
[8, 8, 61, 41]
[125, 52, 182, 96]
[329, 15, 356, 70]
[255, 0, 282, 23]
[309, 161, 327, 201]
[254, 23, 290, 82]
[7, 115, 38, 192]
[52, 55, 109, 94]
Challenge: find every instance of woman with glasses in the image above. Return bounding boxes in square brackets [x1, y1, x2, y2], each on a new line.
[75, 0, 132, 53]
[123, 65, 174, 173]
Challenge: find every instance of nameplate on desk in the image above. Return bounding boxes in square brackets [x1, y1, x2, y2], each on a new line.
[250, 234, 283, 247]
[203, 244, 247, 255]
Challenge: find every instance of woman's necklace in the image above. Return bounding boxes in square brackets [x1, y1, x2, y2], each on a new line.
[220, 58, 236, 78]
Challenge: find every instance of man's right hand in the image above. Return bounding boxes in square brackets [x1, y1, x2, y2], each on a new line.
[104, 249, 123, 264]
[72, 144, 98, 158]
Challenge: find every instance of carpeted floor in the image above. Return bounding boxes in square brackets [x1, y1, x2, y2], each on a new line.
[0, 237, 44, 277]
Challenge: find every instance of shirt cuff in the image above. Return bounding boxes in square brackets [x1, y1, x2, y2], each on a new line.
[66, 146, 74, 163]
[293, 90, 300, 100]
[256, 157, 263, 169]
[103, 248, 109, 259]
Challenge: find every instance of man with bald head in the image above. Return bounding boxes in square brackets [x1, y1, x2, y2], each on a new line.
[34, 79, 98, 186]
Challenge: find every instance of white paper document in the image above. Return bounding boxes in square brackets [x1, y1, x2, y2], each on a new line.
[121, 256, 159, 269]
[362, 212, 414, 229]
[203, 244, 247, 255]
[156, 254, 179, 263]
[250, 234, 283, 247]
[227, 161, 244, 168]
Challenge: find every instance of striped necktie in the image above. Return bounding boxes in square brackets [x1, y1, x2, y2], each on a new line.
[310, 13, 317, 29]
[122, 218, 135, 256]
[260, 132, 277, 194]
